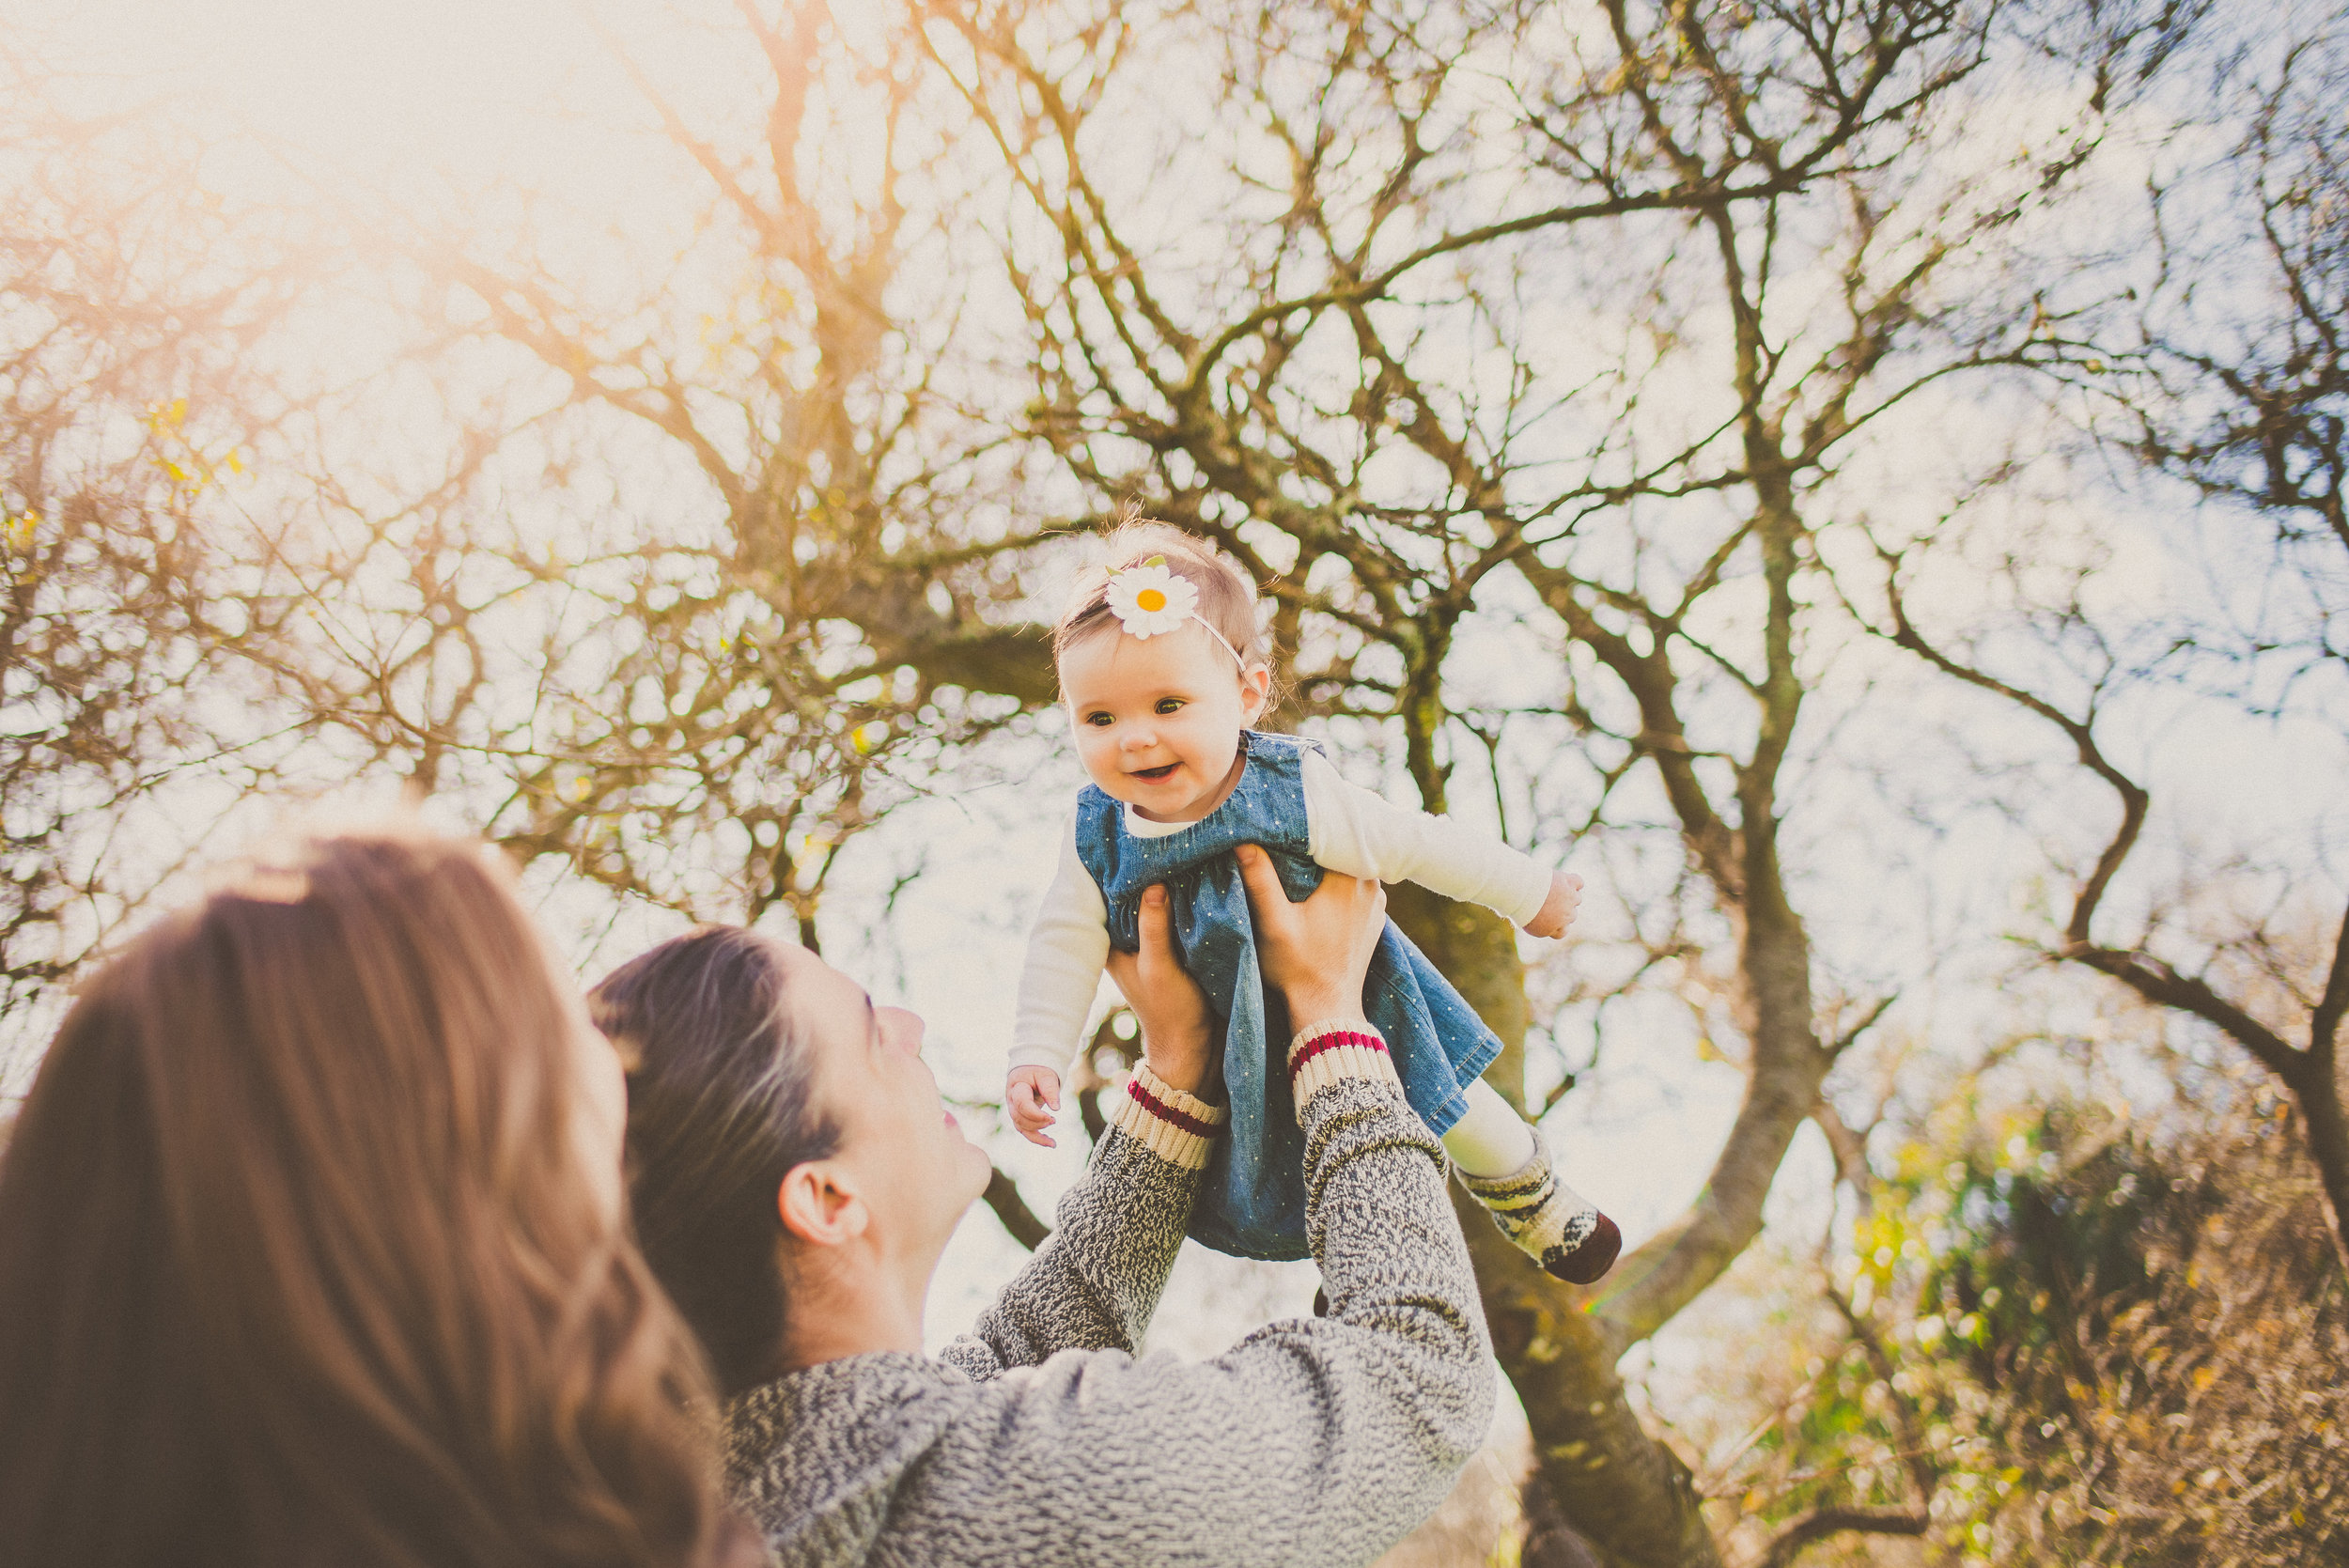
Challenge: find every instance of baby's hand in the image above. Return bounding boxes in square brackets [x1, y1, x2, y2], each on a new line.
[1007, 1065, 1063, 1148]
[1523, 871, 1583, 940]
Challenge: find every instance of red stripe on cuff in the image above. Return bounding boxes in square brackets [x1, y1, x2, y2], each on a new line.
[1287, 1031, 1388, 1082]
[1128, 1079, 1223, 1141]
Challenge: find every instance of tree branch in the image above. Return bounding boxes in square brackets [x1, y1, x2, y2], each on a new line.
[1871, 553, 2148, 948]
[1753, 1507, 1928, 1568]
[982, 1164, 1048, 1251]
[2062, 943, 2308, 1088]
[2312, 898, 2349, 1059]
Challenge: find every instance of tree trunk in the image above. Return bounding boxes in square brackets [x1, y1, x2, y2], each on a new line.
[1519, 1473, 1607, 1568]
[1389, 884, 1531, 1112]
[1389, 889, 1724, 1568]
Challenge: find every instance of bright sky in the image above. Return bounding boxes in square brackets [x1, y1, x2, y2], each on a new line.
[39, 0, 590, 170]
[21, 0, 778, 260]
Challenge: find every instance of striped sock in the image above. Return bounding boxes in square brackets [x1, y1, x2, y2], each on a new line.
[1456, 1135, 1622, 1285]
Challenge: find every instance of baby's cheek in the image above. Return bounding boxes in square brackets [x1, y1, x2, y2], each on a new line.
[1195, 725, 1243, 775]
[1075, 733, 1135, 797]
[1078, 737, 1121, 784]
[1076, 732, 1118, 779]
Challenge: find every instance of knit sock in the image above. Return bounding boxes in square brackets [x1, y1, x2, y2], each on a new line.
[1455, 1131, 1622, 1285]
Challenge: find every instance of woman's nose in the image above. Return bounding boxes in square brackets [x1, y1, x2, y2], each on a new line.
[880, 1004, 926, 1055]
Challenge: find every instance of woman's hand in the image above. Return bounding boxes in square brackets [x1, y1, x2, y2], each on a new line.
[1235, 844, 1385, 1025]
[1105, 885, 1218, 1098]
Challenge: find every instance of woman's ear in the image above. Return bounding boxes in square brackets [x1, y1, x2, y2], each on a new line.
[1238, 662, 1271, 724]
[776, 1160, 868, 1249]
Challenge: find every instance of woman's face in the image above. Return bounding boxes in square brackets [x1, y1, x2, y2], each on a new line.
[770, 939, 993, 1257]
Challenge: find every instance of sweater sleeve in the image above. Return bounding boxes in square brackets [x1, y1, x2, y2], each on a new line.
[1300, 749, 1552, 926]
[1007, 813, 1113, 1075]
[941, 1068, 1215, 1379]
[895, 1048, 1495, 1568]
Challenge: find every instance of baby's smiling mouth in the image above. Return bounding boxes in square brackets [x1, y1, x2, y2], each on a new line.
[1128, 762, 1180, 783]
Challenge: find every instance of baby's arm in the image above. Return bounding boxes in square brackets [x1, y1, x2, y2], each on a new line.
[1008, 815, 1113, 1146]
[1300, 752, 1579, 937]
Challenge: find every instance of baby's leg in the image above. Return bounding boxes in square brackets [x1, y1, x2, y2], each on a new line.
[1439, 1079, 1540, 1175]
[1444, 1079, 1621, 1284]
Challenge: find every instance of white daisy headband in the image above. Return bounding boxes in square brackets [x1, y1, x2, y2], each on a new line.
[1102, 556, 1246, 667]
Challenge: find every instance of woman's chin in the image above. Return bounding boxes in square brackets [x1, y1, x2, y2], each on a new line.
[956, 1137, 994, 1191]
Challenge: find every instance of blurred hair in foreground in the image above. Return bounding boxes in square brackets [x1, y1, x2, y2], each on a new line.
[0, 825, 756, 1568]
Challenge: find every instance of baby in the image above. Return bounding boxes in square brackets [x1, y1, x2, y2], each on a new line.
[1007, 524, 1619, 1283]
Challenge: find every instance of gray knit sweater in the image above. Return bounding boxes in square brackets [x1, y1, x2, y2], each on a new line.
[719, 1076, 1494, 1567]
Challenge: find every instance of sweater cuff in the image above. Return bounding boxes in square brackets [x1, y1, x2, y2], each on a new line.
[1503, 863, 1555, 928]
[1286, 1019, 1403, 1123]
[1111, 1062, 1227, 1171]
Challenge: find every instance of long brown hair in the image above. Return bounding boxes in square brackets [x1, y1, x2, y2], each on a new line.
[0, 828, 755, 1568]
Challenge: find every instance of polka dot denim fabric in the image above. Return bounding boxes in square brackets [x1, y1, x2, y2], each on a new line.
[1074, 731, 1502, 1260]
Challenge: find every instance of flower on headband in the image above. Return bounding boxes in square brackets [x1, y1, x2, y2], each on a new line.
[1104, 558, 1200, 639]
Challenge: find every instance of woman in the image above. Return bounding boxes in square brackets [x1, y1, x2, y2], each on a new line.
[594, 846, 1496, 1568]
[0, 828, 759, 1568]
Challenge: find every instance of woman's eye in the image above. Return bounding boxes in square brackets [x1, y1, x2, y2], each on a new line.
[1155, 698, 1185, 715]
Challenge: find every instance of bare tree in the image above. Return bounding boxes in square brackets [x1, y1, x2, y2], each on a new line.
[917, 1, 2186, 1560]
[1866, 11, 2349, 1277]
[2123, 23, 2349, 688]
[261, 1, 1063, 940]
[52, 1, 2270, 1560]
[0, 54, 302, 1082]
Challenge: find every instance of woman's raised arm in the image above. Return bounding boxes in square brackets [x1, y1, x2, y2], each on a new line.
[901, 853, 1494, 1568]
[942, 883, 1221, 1374]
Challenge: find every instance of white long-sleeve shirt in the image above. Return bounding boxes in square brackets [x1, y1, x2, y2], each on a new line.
[1008, 751, 1553, 1075]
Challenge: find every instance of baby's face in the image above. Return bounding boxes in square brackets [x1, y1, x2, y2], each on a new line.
[1059, 621, 1269, 822]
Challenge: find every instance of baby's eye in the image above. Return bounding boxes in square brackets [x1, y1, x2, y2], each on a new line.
[1083, 711, 1114, 727]
[1154, 697, 1186, 715]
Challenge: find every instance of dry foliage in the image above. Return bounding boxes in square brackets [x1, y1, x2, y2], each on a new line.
[1974, 1098, 2348, 1563]
[1716, 1079, 2347, 1567]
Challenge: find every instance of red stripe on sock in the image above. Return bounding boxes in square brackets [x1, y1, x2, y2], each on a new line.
[1287, 1031, 1388, 1082]
[1128, 1079, 1222, 1141]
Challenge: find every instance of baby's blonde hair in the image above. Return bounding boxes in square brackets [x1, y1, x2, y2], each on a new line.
[1052, 521, 1269, 671]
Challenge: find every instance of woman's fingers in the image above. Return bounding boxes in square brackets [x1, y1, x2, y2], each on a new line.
[1112, 883, 1217, 1096]
[1136, 883, 1174, 977]
[1239, 843, 1384, 1019]
[1233, 844, 1288, 928]
[1233, 845, 1307, 966]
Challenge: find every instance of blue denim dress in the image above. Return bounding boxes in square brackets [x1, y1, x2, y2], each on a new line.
[1076, 730, 1503, 1260]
